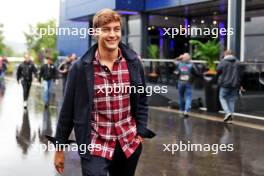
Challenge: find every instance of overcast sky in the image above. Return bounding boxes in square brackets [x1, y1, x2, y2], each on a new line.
[0, 0, 60, 44]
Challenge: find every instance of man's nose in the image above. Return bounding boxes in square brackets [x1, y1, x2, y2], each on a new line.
[109, 29, 115, 37]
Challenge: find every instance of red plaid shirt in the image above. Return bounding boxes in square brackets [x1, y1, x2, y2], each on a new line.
[90, 49, 140, 160]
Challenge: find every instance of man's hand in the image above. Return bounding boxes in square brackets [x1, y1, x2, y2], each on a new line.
[54, 151, 64, 174]
[137, 135, 144, 144]
[240, 86, 246, 92]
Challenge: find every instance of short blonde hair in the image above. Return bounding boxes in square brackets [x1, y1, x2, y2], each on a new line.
[182, 53, 191, 61]
[93, 9, 122, 28]
[224, 50, 234, 56]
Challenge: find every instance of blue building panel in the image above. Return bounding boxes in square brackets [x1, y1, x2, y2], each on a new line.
[57, 21, 89, 57]
[115, 0, 145, 11]
[145, 0, 211, 11]
[65, 0, 116, 20]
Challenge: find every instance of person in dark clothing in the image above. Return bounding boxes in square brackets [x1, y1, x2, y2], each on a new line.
[217, 50, 244, 122]
[0, 56, 7, 88]
[17, 53, 38, 108]
[39, 57, 57, 108]
[52, 9, 155, 176]
[0, 56, 8, 74]
[58, 53, 77, 94]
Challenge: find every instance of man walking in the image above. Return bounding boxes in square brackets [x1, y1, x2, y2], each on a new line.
[0, 56, 7, 88]
[58, 53, 77, 94]
[175, 53, 199, 117]
[53, 9, 155, 176]
[217, 50, 243, 122]
[39, 57, 57, 108]
[17, 53, 38, 108]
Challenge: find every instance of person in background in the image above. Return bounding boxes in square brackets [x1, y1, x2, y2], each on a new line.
[0, 56, 8, 74]
[17, 52, 38, 108]
[39, 57, 57, 108]
[58, 53, 77, 94]
[0, 56, 7, 75]
[175, 53, 200, 117]
[0, 56, 8, 97]
[217, 50, 244, 122]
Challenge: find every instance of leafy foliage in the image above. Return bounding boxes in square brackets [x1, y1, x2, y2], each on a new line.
[148, 44, 159, 59]
[147, 44, 159, 76]
[0, 24, 5, 55]
[24, 19, 58, 64]
[190, 39, 220, 71]
[0, 24, 16, 56]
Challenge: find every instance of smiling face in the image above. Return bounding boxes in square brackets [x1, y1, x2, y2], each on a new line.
[97, 21, 121, 52]
[93, 9, 122, 52]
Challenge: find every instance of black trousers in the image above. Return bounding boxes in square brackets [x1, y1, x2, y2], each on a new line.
[81, 142, 142, 176]
[21, 80, 32, 101]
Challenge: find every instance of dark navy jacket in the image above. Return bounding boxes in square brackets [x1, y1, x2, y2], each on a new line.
[52, 43, 155, 159]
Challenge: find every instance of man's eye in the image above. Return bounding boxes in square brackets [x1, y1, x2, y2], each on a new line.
[115, 28, 120, 32]
[102, 28, 110, 32]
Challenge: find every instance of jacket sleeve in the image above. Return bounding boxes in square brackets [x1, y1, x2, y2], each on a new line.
[32, 63, 38, 78]
[38, 66, 43, 82]
[16, 65, 21, 82]
[217, 61, 224, 75]
[52, 66, 57, 81]
[136, 61, 156, 138]
[191, 63, 201, 77]
[54, 63, 77, 144]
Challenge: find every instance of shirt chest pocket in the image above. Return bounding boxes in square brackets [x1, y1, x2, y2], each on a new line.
[94, 73, 108, 98]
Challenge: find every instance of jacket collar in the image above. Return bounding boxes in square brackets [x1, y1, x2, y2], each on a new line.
[224, 55, 236, 61]
[81, 42, 138, 64]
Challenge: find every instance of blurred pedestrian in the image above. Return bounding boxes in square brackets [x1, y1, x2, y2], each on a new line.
[39, 57, 57, 108]
[16, 52, 38, 108]
[217, 50, 244, 122]
[175, 53, 200, 117]
[0, 56, 7, 87]
[58, 53, 77, 94]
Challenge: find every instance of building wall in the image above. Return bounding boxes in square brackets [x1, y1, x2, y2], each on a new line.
[245, 16, 264, 62]
[145, 0, 211, 11]
[116, 0, 144, 11]
[65, 0, 115, 20]
[57, 0, 89, 57]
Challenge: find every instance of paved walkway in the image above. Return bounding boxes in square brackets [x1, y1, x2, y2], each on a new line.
[0, 79, 263, 176]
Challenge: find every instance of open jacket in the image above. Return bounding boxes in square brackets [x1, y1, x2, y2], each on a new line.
[50, 43, 155, 159]
[39, 64, 57, 82]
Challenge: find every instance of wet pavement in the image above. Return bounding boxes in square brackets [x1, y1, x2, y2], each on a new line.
[0, 78, 263, 176]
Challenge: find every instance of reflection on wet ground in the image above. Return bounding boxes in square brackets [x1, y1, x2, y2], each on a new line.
[0, 79, 263, 176]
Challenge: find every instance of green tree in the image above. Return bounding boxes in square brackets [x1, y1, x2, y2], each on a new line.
[4, 45, 15, 56]
[24, 19, 58, 65]
[0, 23, 6, 55]
[0, 24, 16, 56]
